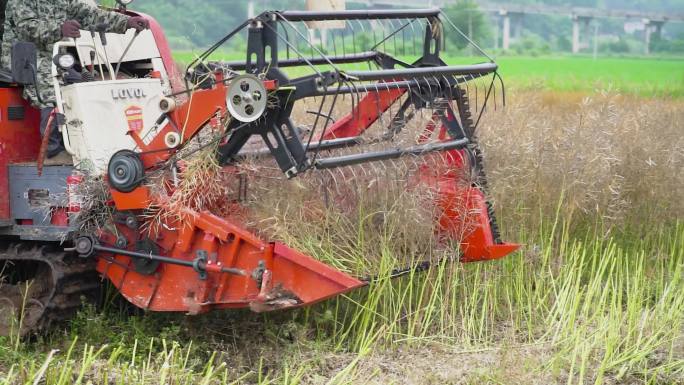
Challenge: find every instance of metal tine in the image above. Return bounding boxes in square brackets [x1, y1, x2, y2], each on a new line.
[282, 25, 291, 60]
[344, 78, 360, 125]
[492, 76, 497, 112]
[423, 74, 433, 111]
[391, 79, 405, 138]
[325, 168, 336, 196]
[483, 75, 489, 114]
[265, 21, 325, 77]
[431, 74, 442, 122]
[296, 15, 500, 187]
[480, 75, 487, 115]
[292, 21, 302, 60]
[441, 74, 456, 124]
[480, 74, 487, 113]
[379, 19, 386, 53]
[340, 23, 346, 57]
[370, 17, 404, 55]
[405, 71, 416, 119]
[375, 158, 385, 178]
[439, 11, 495, 63]
[483, 76, 489, 114]
[316, 172, 330, 209]
[463, 77, 470, 113]
[435, 78, 445, 124]
[355, 19, 366, 50]
[310, 23, 315, 60]
[388, 18, 398, 55]
[325, 168, 340, 196]
[321, 81, 343, 141]
[473, 73, 497, 129]
[377, 77, 396, 139]
[479, 74, 485, 115]
[466, 74, 478, 115]
[401, 19, 407, 56]
[415, 76, 426, 122]
[432, 78, 443, 137]
[304, 88, 329, 155]
[342, 77, 358, 128]
[373, 80, 386, 139]
[407, 17, 418, 57]
[414, 95, 428, 143]
[318, 26, 324, 56]
[425, 16, 433, 46]
[367, 156, 378, 179]
[275, 14, 341, 73]
[345, 77, 362, 127]
[351, 20, 357, 55]
[496, 71, 506, 107]
[384, 19, 392, 54]
[347, 164, 360, 184]
[464, 76, 473, 117]
[402, 92, 416, 140]
[441, 19, 448, 54]
[331, 29, 337, 58]
[336, 168, 348, 194]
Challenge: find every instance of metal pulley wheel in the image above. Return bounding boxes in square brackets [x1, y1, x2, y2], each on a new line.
[226, 74, 268, 123]
[107, 149, 145, 193]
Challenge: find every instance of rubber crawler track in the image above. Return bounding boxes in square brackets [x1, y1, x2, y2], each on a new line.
[0, 242, 99, 336]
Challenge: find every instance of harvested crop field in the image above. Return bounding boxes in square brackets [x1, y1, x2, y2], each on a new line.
[1, 87, 682, 384]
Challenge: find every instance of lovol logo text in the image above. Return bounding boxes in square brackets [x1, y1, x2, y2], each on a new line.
[111, 88, 147, 100]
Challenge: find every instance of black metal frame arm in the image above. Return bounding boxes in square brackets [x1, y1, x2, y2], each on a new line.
[277, 8, 441, 21]
[342, 63, 499, 81]
[314, 138, 469, 170]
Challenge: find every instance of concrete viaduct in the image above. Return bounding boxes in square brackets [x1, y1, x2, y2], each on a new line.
[351, 1, 684, 54]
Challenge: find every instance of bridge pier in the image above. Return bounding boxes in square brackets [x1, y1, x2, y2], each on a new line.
[248, 1, 255, 18]
[643, 19, 666, 55]
[572, 15, 592, 54]
[500, 10, 511, 51]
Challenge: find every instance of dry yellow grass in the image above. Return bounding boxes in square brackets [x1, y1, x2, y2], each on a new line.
[141, 89, 684, 273]
[480, 90, 684, 233]
[218, 89, 684, 259]
[7, 90, 684, 385]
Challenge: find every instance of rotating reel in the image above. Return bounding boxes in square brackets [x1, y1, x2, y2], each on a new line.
[226, 74, 267, 123]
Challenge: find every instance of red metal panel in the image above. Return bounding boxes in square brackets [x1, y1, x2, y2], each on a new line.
[0, 87, 41, 220]
[322, 86, 406, 140]
[97, 201, 365, 313]
[272, 242, 365, 304]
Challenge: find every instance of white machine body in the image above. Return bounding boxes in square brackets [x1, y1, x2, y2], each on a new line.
[51, 27, 174, 174]
[74, 29, 172, 93]
[60, 78, 165, 173]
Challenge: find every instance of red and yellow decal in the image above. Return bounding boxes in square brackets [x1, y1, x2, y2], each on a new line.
[125, 106, 144, 133]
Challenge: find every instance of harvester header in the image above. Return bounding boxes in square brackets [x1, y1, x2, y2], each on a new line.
[0, 2, 518, 334]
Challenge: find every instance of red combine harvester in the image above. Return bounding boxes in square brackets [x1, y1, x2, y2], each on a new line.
[0, 1, 518, 334]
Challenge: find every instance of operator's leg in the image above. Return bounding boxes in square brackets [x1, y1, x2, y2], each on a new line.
[39, 108, 64, 158]
[24, 54, 64, 158]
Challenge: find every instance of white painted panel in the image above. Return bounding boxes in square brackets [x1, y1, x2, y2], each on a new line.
[61, 78, 165, 173]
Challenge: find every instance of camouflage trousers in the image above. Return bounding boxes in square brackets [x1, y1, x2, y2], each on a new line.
[23, 52, 57, 110]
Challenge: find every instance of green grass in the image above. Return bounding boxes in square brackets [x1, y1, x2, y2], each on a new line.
[0, 221, 681, 384]
[174, 51, 684, 97]
[0, 49, 682, 383]
[494, 56, 684, 97]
